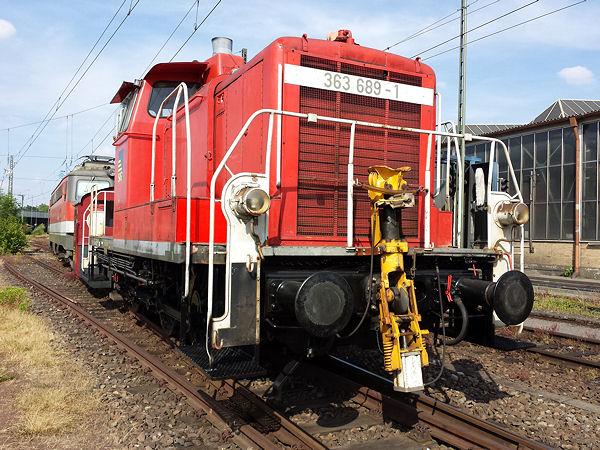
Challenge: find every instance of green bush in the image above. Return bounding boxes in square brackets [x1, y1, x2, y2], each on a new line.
[0, 216, 28, 254]
[0, 194, 19, 219]
[0, 286, 29, 310]
[31, 223, 46, 235]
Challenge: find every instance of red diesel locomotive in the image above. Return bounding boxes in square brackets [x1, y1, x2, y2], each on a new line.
[64, 30, 533, 391]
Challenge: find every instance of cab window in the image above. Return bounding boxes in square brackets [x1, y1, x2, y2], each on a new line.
[147, 81, 201, 118]
[75, 180, 111, 201]
[117, 89, 139, 133]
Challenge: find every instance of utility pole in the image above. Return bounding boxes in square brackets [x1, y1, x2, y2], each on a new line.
[19, 194, 24, 223]
[457, 0, 468, 247]
[7, 155, 14, 198]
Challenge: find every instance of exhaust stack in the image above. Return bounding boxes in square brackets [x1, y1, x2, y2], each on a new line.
[212, 37, 233, 55]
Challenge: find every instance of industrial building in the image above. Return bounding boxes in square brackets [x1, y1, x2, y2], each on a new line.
[466, 99, 600, 278]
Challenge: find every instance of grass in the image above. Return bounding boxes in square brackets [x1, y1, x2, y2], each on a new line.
[0, 286, 29, 310]
[0, 291, 99, 435]
[533, 293, 600, 319]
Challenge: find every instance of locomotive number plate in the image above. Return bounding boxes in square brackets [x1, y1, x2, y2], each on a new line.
[284, 64, 434, 106]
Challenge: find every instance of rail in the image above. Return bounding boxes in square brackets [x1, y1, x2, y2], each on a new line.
[149, 83, 192, 298]
[2, 260, 303, 450]
[205, 108, 526, 362]
[310, 356, 549, 450]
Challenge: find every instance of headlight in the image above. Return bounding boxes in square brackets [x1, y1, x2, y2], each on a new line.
[231, 186, 270, 218]
[495, 201, 529, 226]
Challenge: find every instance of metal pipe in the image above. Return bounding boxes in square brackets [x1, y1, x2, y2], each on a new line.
[435, 92, 442, 196]
[182, 86, 192, 299]
[150, 83, 189, 203]
[265, 113, 274, 190]
[520, 224, 525, 272]
[528, 169, 535, 254]
[347, 122, 356, 248]
[206, 107, 515, 363]
[424, 133, 433, 248]
[570, 117, 581, 278]
[276, 64, 283, 188]
[265, 112, 275, 234]
[446, 134, 451, 202]
[171, 88, 183, 197]
[443, 121, 464, 247]
[148, 83, 192, 298]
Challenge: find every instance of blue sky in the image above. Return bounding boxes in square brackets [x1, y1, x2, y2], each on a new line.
[1, 0, 598, 204]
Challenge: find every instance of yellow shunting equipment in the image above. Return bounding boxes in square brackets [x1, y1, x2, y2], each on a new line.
[367, 165, 429, 392]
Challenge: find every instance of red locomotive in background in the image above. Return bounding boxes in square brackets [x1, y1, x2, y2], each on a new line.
[48, 156, 114, 261]
[54, 30, 533, 391]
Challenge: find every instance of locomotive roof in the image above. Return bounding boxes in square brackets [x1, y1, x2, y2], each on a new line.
[111, 31, 433, 108]
[111, 61, 210, 104]
[267, 33, 435, 78]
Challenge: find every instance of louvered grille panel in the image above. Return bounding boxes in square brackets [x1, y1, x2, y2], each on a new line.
[297, 56, 422, 240]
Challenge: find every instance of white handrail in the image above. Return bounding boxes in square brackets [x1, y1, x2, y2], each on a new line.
[347, 122, 356, 248]
[435, 92, 442, 196]
[81, 189, 113, 272]
[440, 121, 464, 247]
[484, 138, 524, 272]
[149, 83, 192, 298]
[150, 83, 191, 202]
[424, 133, 433, 248]
[276, 64, 283, 188]
[204, 108, 506, 363]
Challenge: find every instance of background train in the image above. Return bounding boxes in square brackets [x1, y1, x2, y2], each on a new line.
[48, 155, 114, 262]
[52, 30, 534, 392]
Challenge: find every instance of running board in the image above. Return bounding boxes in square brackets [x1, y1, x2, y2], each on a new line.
[179, 345, 266, 379]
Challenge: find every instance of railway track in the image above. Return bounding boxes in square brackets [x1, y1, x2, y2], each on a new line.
[520, 320, 600, 370]
[3, 258, 324, 450]
[529, 275, 600, 293]
[523, 323, 600, 345]
[24, 254, 68, 276]
[10, 252, 559, 449]
[523, 346, 600, 369]
[310, 356, 549, 450]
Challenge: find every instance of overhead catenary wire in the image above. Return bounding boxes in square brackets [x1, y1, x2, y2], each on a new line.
[72, 107, 119, 160]
[53, 1, 128, 115]
[140, 0, 199, 77]
[384, 0, 498, 51]
[169, 0, 223, 61]
[0, 103, 109, 132]
[90, 123, 118, 156]
[412, 0, 540, 58]
[9, 1, 126, 162]
[13, 0, 219, 199]
[421, 0, 586, 61]
[12, 0, 142, 167]
[0, 155, 65, 159]
[43, 106, 119, 183]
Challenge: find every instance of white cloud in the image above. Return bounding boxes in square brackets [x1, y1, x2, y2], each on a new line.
[0, 19, 16, 39]
[558, 66, 595, 85]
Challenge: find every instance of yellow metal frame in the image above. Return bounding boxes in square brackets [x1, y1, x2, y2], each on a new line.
[368, 166, 429, 376]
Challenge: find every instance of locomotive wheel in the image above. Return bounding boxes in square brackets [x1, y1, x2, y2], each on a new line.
[128, 301, 143, 314]
[159, 312, 178, 336]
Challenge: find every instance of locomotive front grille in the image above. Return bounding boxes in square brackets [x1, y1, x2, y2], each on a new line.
[297, 56, 422, 240]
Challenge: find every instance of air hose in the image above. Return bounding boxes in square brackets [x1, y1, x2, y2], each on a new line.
[424, 263, 447, 386]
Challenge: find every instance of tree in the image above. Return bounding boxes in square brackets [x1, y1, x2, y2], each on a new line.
[0, 193, 27, 254]
[37, 203, 49, 212]
[0, 194, 19, 219]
